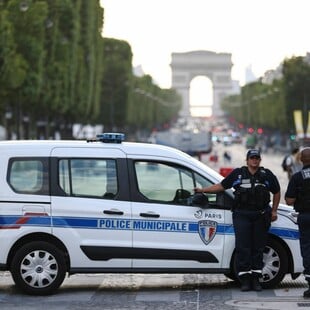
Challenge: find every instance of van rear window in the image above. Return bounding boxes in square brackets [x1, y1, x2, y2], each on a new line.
[8, 158, 49, 195]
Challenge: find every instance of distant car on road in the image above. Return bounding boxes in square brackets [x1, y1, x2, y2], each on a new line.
[222, 135, 232, 146]
[150, 126, 212, 157]
[231, 132, 243, 144]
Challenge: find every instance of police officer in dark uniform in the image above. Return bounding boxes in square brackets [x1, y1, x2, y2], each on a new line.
[194, 149, 280, 291]
[285, 147, 310, 298]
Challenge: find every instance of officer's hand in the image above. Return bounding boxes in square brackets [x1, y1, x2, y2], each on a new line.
[194, 187, 202, 193]
[271, 211, 278, 222]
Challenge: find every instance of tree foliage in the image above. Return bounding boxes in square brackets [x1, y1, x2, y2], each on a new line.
[221, 56, 310, 135]
[0, 0, 181, 139]
[100, 38, 133, 131]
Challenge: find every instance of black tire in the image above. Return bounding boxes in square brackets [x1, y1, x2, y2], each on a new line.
[11, 241, 67, 295]
[224, 253, 237, 281]
[228, 237, 288, 288]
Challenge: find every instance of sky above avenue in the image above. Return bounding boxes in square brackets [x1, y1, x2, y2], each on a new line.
[100, 0, 310, 89]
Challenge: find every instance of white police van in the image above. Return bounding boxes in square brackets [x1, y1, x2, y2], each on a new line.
[0, 133, 302, 295]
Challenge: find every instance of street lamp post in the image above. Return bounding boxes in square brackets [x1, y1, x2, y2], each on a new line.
[302, 92, 310, 146]
[22, 115, 30, 139]
[5, 108, 12, 140]
[36, 119, 47, 139]
[109, 100, 115, 131]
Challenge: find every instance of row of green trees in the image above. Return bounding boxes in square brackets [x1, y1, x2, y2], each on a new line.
[221, 56, 310, 139]
[0, 0, 181, 139]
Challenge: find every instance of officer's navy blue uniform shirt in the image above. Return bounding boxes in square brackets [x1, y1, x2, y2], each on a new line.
[285, 164, 310, 210]
[221, 167, 280, 194]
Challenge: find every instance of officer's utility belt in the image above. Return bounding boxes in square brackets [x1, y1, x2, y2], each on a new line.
[234, 204, 267, 212]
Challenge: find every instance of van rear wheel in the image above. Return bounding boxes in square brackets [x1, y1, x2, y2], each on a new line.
[11, 241, 66, 295]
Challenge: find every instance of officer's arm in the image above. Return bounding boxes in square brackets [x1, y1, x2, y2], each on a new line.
[271, 191, 280, 221]
[194, 183, 225, 194]
[285, 178, 296, 205]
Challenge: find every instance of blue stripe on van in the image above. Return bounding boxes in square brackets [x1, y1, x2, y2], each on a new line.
[0, 215, 299, 240]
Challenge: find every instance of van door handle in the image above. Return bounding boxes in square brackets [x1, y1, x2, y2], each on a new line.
[139, 212, 160, 218]
[22, 205, 47, 215]
[103, 209, 124, 215]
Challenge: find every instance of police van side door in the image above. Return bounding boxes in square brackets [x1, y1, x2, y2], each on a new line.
[129, 158, 228, 270]
[50, 147, 132, 269]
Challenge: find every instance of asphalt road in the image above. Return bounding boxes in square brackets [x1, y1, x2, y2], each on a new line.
[0, 272, 308, 310]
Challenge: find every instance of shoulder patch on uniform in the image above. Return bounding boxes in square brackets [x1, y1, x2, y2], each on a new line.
[302, 168, 310, 179]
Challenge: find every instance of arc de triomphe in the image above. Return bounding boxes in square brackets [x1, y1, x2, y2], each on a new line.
[170, 51, 233, 118]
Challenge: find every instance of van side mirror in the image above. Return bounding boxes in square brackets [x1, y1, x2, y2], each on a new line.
[172, 189, 191, 205]
[192, 192, 209, 208]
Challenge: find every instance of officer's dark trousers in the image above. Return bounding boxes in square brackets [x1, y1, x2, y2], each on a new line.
[297, 212, 310, 279]
[233, 209, 271, 274]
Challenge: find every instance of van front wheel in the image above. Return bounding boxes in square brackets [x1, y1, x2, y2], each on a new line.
[261, 238, 288, 288]
[228, 237, 288, 288]
[11, 241, 66, 295]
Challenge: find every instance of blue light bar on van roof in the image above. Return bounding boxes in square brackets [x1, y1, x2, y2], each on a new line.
[96, 133, 125, 143]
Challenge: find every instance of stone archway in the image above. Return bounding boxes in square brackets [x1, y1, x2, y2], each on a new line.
[170, 51, 233, 118]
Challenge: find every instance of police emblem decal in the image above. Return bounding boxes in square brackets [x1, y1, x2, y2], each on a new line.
[198, 220, 217, 245]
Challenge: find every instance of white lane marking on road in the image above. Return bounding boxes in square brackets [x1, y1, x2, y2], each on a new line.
[136, 291, 180, 302]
